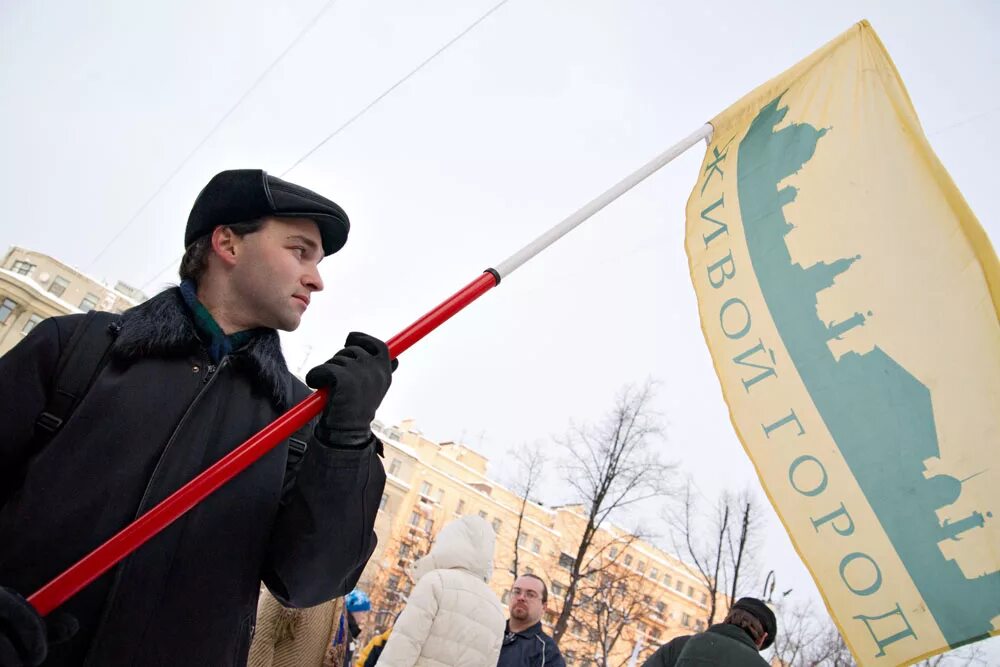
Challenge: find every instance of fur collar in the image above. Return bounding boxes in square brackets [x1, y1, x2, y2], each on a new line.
[111, 287, 295, 409]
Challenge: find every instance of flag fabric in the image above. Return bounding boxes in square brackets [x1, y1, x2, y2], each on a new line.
[685, 20, 1000, 666]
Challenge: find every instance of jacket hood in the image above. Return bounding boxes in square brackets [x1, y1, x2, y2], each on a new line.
[412, 515, 496, 583]
[111, 287, 295, 408]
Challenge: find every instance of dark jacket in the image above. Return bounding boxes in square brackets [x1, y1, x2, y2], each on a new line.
[643, 624, 767, 667]
[0, 288, 386, 666]
[640, 634, 691, 667]
[497, 621, 565, 667]
[356, 628, 390, 667]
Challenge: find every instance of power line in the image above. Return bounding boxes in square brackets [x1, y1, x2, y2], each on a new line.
[141, 253, 185, 291]
[281, 0, 513, 178]
[140, 0, 514, 291]
[929, 104, 1000, 137]
[89, 0, 341, 270]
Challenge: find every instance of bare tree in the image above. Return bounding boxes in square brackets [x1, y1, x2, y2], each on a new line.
[915, 644, 988, 666]
[359, 513, 437, 650]
[507, 442, 546, 582]
[768, 601, 852, 667]
[551, 380, 675, 644]
[669, 482, 763, 626]
[579, 562, 660, 667]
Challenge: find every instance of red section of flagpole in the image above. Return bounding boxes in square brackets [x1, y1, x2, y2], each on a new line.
[27, 270, 500, 617]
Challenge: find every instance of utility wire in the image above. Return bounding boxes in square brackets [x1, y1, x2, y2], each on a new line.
[280, 0, 512, 178]
[89, 0, 341, 270]
[140, 0, 513, 291]
[928, 104, 1000, 137]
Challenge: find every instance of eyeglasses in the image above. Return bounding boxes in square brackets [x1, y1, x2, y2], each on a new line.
[511, 587, 541, 600]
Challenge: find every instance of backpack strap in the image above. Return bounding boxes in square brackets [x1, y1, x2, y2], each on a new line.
[34, 311, 120, 439]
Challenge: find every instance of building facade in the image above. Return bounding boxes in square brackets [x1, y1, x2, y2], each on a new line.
[362, 419, 715, 666]
[0, 247, 146, 355]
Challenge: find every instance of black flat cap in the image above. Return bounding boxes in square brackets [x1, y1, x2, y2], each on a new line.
[185, 169, 349, 256]
[732, 597, 777, 649]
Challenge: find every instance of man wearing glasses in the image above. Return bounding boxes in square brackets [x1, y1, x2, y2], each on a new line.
[498, 574, 565, 667]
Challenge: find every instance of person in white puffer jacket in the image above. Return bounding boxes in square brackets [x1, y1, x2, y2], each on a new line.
[375, 515, 505, 667]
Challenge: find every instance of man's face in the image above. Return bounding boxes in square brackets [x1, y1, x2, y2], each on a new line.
[227, 217, 325, 331]
[509, 576, 545, 626]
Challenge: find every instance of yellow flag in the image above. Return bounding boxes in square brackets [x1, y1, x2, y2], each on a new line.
[685, 20, 1000, 666]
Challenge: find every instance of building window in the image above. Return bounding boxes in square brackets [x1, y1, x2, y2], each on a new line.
[523, 566, 533, 575]
[663, 574, 672, 586]
[492, 518, 502, 534]
[399, 543, 410, 558]
[48, 276, 69, 298]
[656, 601, 666, 615]
[11, 260, 34, 275]
[531, 538, 541, 554]
[700, 592, 708, 604]
[79, 293, 99, 313]
[518, 533, 528, 547]
[650, 567, 659, 580]
[675, 580, 684, 593]
[0, 298, 16, 324]
[572, 621, 583, 636]
[501, 589, 510, 604]
[681, 613, 691, 627]
[456, 499, 465, 514]
[21, 314, 43, 334]
[551, 582, 564, 597]
[409, 511, 420, 527]
[387, 575, 400, 591]
[609, 546, 618, 558]
[379, 493, 389, 511]
[419, 481, 432, 496]
[388, 458, 401, 476]
[435, 488, 445, 503]
[624, 554, 633, 566]
[695, 619, 706, 631]
[651, 627, 662, 640]
[558, 553, 574, 570]
[423, 518, 433, 533]
[478, 510, 488, 520]
[687, 585, 695, 598]
[637, 560, 646, 574]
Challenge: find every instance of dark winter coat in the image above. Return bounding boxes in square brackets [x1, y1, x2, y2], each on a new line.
[640, 634, 691, 667]
[497, 621, 565, 667]
[0, 288, 386, 666]
[643, 624, 768, 667]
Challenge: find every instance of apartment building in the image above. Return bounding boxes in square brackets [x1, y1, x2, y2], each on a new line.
[361, 419, 715, 666]
[0, 247, 146, 355]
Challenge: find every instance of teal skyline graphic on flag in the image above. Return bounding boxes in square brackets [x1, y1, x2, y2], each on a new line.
[736, 96, 999, 649]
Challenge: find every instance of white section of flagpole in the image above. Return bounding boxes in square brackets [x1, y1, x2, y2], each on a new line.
[494, 123, 714, 279]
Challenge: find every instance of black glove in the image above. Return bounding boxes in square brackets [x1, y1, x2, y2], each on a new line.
[306, 332, 397, 448]
[0, 587, 77, 667]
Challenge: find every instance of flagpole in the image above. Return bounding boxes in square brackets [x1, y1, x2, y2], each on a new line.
[28, 122, 714, 616]
[496, 123, 713, 277]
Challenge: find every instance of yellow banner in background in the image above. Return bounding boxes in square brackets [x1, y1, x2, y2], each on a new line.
[685, 20, 1000, 666]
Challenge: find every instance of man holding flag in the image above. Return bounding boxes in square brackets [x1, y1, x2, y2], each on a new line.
[0, 170, 395, 666]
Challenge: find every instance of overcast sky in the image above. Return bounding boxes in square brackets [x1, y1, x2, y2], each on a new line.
[2, 0, 997, 660]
